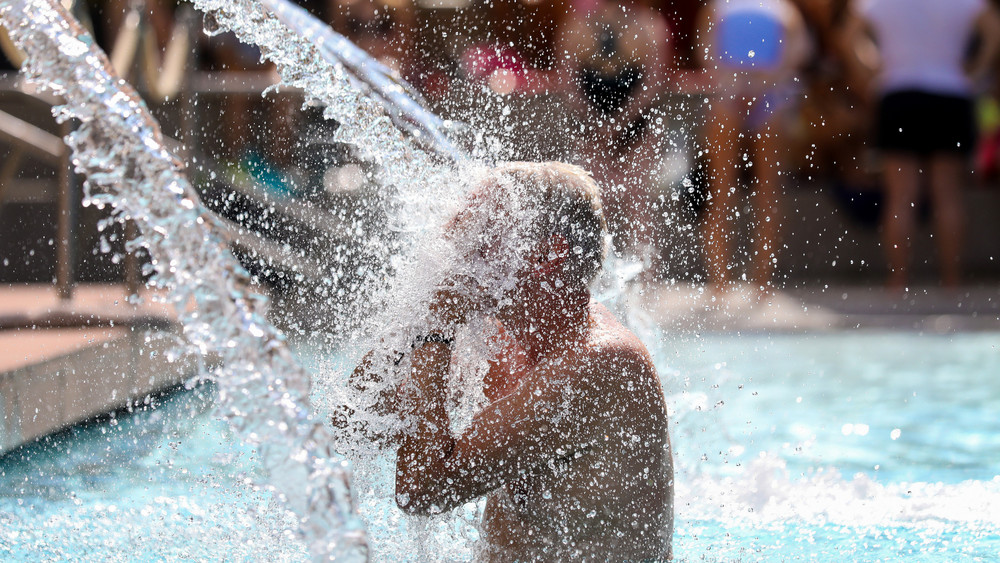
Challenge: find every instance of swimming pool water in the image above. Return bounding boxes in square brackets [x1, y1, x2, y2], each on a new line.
[661, 331, 1000, 562]
[1, 331, 998, 561]
[0, 385, 307, 561]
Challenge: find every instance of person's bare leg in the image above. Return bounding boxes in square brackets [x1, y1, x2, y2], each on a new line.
[594, 151, 653, 262]
[880, 152, 921, 290]
[927, 153, 966, 288]
[702, 103, 741, 291]
[750, 124, 783, 293]
[613, 151, 648, 254]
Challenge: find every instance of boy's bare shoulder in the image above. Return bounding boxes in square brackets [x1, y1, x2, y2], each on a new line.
[589, 302, 653, 349]
[583, 303, 656, 376]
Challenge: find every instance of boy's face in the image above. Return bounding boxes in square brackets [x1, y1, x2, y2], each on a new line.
[442, 179, 544, 311]
[444, 182, 521, 271]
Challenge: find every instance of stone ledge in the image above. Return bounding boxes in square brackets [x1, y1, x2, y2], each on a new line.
[0, 326, 198, 456]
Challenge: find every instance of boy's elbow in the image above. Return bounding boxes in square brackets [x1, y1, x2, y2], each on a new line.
[394, 481, 447, 515]
[395, 493, 431, 515]
[395, 466, 463, 515]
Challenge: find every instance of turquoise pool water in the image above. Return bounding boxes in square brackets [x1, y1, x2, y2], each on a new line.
[1, 331, 998, 561]
[662, 331, 1000, 562]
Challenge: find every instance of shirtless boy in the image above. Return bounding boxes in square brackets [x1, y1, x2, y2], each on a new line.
[358, 162, 673, 560]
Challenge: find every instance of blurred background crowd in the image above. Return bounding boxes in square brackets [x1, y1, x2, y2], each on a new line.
[3, 0, 1000, 297]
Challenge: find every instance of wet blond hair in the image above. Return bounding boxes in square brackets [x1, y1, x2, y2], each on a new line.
[493, 161, 608, 285]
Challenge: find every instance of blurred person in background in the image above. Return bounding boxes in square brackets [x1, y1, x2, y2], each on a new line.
[459, 0, 565, 95]
[849, 0, 1000, 290]
[224, 90, 305, 199]
[977, 77, 1000, 182]
[326, 0, 460, 107]
[697, 0, 811, 295]
[555, 0, 673, 267]
[792, 0, 879, 206]
[201, 26, 268, 163]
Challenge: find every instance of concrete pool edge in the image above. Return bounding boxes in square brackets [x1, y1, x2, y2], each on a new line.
[636, 282, 1000, 333]
[0, 325, 201, 456]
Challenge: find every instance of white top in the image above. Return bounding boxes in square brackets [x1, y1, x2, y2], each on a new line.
[861, 0, 986, 96]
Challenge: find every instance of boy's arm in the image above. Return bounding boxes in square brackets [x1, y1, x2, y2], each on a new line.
[348, 349, 407, 416]
[331, 348, 409, 449]
[395, 341, 618, 515]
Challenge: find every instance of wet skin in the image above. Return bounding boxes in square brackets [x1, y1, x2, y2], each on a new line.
[393, 232, 674, 560]
[476, 304, 674, 560]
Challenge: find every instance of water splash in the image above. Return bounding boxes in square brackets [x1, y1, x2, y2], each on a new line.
[190, 0, 473, 235]
[4, 0, 644, 559]
[181, 0, 566, 411]
[188, 0, 512, 352]
[256, 0, 466, 162]
[0, 1, 366, 559]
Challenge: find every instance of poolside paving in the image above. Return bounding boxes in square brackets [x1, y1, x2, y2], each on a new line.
[631, 282, 1000, 333]
[0, 284, 174, 373]
[0, 284, 189, 455]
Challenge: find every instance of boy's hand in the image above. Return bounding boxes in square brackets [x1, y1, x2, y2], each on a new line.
[428, 275, 495, 327]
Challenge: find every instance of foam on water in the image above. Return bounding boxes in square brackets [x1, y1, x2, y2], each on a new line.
[679, 455, 1000, 526]
[664, 331, 1000, 561]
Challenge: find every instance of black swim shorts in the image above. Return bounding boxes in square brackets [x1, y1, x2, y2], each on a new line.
[876, 90, 976, 156]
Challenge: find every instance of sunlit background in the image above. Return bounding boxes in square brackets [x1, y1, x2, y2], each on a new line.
[2, 0, 1000, 560]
